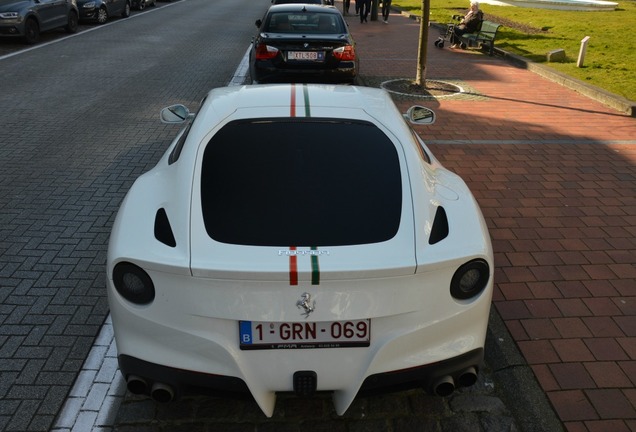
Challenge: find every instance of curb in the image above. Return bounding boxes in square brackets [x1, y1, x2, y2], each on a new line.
[486, 309, 565, 432]
[400, 13, 635, 117]
[496, 49, 636, 117]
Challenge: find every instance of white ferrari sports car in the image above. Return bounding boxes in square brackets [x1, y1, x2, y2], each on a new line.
[107, 84, 493, 417]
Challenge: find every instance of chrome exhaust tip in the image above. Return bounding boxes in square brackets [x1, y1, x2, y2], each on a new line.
[150, 382, 175, 403]
[457, 366, 478, 388]
[433, 375, 455, 397]
[126, 375, 148, 395]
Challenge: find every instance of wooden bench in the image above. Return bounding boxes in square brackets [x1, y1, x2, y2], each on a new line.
[460, 20, 502, 56]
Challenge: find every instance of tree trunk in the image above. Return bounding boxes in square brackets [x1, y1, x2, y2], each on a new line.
[415, 0, 431, 87]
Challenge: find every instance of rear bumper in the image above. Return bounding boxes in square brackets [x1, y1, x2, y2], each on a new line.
[251, 61, 358, 84]
[109, 264, 493, 416]
[119, 347, 484, 402]
[119, 354, 251, 399]
[359, 348, 483, 395]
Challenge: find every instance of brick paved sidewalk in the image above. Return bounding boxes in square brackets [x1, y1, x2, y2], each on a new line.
[343, 5, 636, 432]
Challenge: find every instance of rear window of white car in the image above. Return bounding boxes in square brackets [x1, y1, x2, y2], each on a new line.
[201, 118, 402, 247]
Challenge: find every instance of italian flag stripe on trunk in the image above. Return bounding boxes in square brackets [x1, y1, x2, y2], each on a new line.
[288, 84, 319, 287]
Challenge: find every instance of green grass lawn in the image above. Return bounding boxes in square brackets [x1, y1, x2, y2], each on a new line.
[393, 0, 636, 101]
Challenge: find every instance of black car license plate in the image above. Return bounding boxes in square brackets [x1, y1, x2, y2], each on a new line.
[287, 51, 325, 61]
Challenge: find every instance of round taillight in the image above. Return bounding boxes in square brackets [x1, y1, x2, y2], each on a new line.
[450, 259, 490, 300]
[112, 262, 155, 305]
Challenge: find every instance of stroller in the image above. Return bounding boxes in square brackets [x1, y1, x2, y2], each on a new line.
[434, 15, 467, 49]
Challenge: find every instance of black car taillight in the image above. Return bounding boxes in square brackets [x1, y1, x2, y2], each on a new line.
[333, 45, 355, 61]
[112, 262, 155, 305]
[450, 259, 490, 300]
[255, 43, 279, 60]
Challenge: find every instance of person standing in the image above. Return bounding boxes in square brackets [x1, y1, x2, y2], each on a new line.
[381, 0, 392, 23]
[354, 0, 362, 16]
[360, 0, 371, 23]
[343, 0, 351, 14]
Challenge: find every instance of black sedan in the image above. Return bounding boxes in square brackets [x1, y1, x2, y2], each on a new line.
[249, 5, 358, 84]
[272, 0, 330, 4]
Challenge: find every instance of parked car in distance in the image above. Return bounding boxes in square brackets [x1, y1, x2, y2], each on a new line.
[76, 0, 130, 24]
[107, 84, 494, 417]
[272, 0, 330, 4]
[0, 0, 78, 44]
[250, 4, 358, 84]
[131, 0, 156, 10]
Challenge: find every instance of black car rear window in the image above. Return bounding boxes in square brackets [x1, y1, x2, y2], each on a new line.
[265, 12, 344, 33]
[201, 119, 402, 247]
[274, 0, 322, 3]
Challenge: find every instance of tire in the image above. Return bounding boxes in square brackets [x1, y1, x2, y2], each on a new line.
[23, 17, 39, 44]
[460, 42, 467, 49]
[151, 0, 156, 6]
[96, 6, 108, 24]
[122, 1, 131, 17]
[65, 11, 79, 33]
[138, 0, 145, 10]
[438, 41, 444, 49]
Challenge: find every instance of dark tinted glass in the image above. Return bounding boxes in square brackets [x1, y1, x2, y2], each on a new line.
[273, 0, 323, 4]
[201, 119, 402, 246]
[265, 12, 344, 33]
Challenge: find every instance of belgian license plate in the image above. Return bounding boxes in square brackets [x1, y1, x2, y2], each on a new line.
[239, 319, 370, 350]
[288, 51, 324, 61]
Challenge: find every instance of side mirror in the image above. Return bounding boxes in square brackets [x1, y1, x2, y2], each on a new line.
[160, 104, 192, 124]
[405, 106, 435, 125]
[255, 19, 262, 28]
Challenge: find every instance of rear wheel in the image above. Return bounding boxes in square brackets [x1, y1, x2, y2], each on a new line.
[137, 0, 145, 10]
[65, 11, 79, 33]
[23, 17, 39, 44]
[122, 1, 131, 17]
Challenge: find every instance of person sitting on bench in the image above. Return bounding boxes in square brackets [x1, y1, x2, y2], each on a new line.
[451, 0, 483, 49]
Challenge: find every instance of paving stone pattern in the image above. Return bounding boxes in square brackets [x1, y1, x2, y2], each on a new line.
[114, 384, 518, 432]
[351, 8, 636, 432]
[0, 1, 257, 430]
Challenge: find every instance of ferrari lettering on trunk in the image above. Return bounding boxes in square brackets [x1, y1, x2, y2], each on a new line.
[278, 249, 330, 256]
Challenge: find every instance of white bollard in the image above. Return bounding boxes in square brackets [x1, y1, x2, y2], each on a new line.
[577, 36, 591, 67]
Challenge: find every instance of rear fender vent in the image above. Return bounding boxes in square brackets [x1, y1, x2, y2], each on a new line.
[154, 208, 176, 247]
[428, 206, 449, 245]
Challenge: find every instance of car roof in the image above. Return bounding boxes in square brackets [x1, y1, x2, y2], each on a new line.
[272, 0, 324, 4]
[266, 4, 339, 13]
[197, 84, 397, 124]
